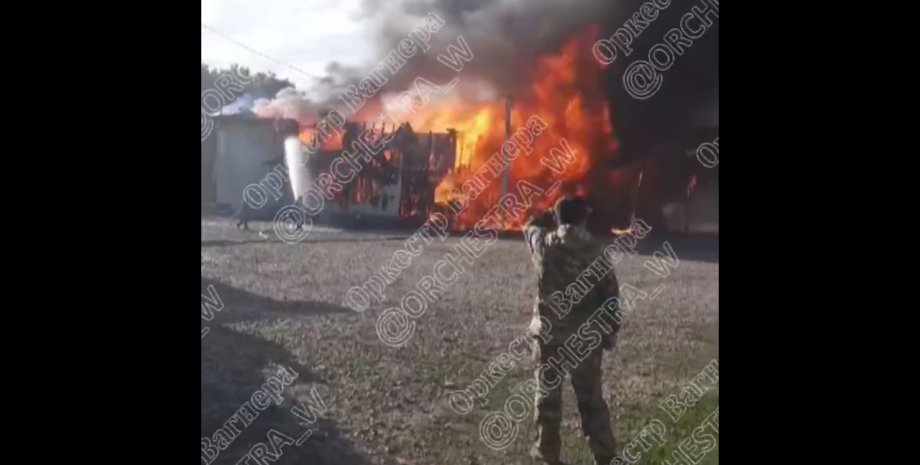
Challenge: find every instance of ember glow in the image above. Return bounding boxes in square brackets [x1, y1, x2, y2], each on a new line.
[407, 27, 619, 230]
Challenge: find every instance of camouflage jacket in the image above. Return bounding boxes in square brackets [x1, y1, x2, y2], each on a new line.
[524, 212, 620, 344]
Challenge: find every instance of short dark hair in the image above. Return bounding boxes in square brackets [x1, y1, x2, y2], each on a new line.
[554, 196, 589, 225]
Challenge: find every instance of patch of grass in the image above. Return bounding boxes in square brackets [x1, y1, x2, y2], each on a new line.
[639, 393, 719, 465]
[558, 393, 718, 465]
[465, 370, 535, 462]
[452, 349, 720, 465]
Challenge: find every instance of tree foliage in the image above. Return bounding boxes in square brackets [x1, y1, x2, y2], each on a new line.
[201, 63, 294, 99]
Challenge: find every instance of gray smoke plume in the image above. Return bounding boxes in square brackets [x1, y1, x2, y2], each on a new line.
[239, 0, 622, 121]
[220, 93, 257, 115]
[253, 87, 327, 123]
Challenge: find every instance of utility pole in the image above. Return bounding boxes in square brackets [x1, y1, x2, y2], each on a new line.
[501, 96, 512, 227]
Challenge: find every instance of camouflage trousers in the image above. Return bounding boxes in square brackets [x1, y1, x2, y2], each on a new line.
[532, 340, 616, 464]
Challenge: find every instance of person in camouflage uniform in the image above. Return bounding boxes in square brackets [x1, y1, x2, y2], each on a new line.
[524, 196, 620, 465]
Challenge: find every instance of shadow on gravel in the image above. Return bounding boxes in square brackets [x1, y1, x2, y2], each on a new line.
[202, 278, 376, 465]
[201, 277, 356, 324]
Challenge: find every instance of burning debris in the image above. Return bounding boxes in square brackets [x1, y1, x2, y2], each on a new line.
[270, 117, 458, 225]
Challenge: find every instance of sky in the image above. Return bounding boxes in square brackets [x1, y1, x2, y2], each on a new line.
[201, 0, 375, 91]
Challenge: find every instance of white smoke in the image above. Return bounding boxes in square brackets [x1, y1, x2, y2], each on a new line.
[284, 137, 311, 201]
[251, 87, 334, 124]
[220, 92, 257, 115]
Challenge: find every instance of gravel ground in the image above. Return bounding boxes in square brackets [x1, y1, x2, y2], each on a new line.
[201, 217, 719, 465]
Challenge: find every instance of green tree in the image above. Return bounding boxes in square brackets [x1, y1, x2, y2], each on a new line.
[201, 63, 294, 99]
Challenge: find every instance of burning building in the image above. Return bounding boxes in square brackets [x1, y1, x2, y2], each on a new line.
[203, 0, 718, 234]
[291, 120, 458, 226]
[201, 112, 459, 226]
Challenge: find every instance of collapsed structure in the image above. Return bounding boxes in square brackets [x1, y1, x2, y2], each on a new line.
[201, 115, 717, 234]
[201, 114, 457, 227]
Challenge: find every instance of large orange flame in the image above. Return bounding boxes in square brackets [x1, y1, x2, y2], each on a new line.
[410, 26, 618, 229]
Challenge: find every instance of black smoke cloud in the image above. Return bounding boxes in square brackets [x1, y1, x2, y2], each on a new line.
[342, 0, 623, 96]
[599, 0, 719, 164]
[256, 0, 717, 162]
[336, 0, 716, 160]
